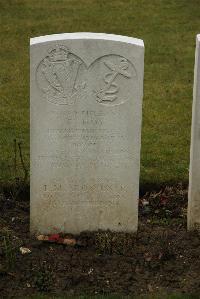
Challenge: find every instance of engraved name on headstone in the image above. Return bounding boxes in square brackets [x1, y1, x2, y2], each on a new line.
[188, 34, 200, 230]
[30, 33, 144, 234]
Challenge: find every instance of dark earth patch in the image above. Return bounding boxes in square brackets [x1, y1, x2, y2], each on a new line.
[0, 185, 200, 298]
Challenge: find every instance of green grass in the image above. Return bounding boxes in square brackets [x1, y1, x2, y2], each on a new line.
[1, 0, 200, 187]
[22, 294, 200, 299]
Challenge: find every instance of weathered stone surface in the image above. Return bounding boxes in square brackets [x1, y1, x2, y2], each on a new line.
[30, 33, 144, 234]
[188, 34, 200, 230]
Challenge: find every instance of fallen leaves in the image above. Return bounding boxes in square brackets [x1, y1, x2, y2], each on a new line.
[37, 234, 79, 246]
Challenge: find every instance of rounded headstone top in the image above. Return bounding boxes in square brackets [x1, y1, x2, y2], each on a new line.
[30, 32, 144, 47]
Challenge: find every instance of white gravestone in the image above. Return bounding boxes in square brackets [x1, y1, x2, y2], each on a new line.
[188, 34, 200, 230]
[30, 33, 144, 234]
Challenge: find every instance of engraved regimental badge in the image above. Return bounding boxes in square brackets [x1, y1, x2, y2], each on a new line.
[36, 45, 86, 105]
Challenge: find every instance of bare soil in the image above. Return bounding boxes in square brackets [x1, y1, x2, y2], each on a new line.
[0, 185, 200, 298]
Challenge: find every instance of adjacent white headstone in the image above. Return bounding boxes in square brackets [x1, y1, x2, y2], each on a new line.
[30, 33, 144, 234]
[188, 34, 200, 230]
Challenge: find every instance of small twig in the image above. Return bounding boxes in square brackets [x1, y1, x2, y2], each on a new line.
[18, 142, 28, 182]
[3, 236, 8, 262]
[14, 139, 17, 180]
[10, 142, 28, 200]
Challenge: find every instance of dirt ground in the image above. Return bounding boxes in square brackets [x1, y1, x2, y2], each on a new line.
[0, 184, 200, 298]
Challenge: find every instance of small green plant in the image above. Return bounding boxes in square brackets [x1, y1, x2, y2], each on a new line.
[95, 231, 113, 255]
[95, 231, 134, 255]
[33, 261, 53, 292]
[2, 231, 16, 271]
